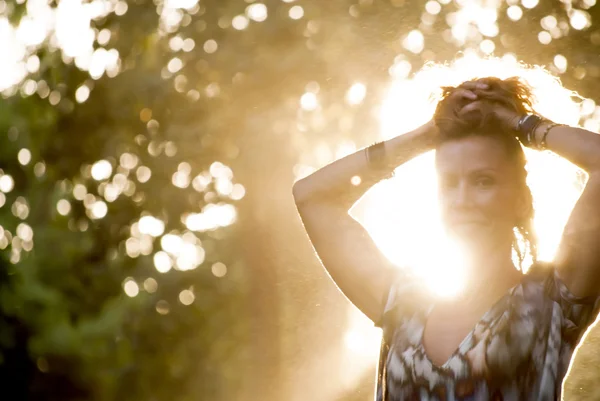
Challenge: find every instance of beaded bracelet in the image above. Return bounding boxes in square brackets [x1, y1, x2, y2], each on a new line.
[538, 122, 565, 150]
[528, 118, 546, 148]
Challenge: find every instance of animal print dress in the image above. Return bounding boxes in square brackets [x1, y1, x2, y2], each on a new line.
[373, 263, 600, 401]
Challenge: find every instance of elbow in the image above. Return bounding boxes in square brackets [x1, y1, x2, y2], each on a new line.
[292, 179, 302, 198]
[293, 178, 323, 210]
[292, 179, 309, 207]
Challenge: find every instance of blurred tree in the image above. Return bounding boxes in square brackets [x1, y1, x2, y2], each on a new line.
[0, 1, 248, 400]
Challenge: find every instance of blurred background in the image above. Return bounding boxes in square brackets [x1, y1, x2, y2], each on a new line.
[0, 0, 600, 400]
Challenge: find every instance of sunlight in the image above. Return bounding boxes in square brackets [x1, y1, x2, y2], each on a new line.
[0, 0, 120, 92]
[339, 55, 592, 377]
[360, 54, 585, 299]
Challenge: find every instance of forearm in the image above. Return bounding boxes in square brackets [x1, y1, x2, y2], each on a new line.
[534, 122, 600, 173]
[293, 120, 437, 211]
[544, 122, 600, 297]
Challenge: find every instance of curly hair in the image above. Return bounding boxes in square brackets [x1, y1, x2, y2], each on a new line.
[434, 76, 538, 270]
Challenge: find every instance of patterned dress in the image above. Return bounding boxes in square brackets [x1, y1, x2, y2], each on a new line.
[373, 262, 600, 401]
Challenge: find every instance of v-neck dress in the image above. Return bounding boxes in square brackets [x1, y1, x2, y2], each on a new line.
[373, 262, 600, 401]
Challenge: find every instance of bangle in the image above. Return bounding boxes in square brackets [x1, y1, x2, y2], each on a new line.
[365, 141, 387, 167]
[517, 114, 543, 147]
[538, 122, 565, 150]
[365, 141, 395, 179]
[516, 114, 529, 131]
[528, 118, 546, 148]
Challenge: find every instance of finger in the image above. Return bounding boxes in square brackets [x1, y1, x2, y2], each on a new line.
[455, 88, 478, 100]
[458, 100, 482, 115]
[473, 89, 506, 103]
[474, 78, 492, 88]
[460, 81, 489, 91]
[473, 88, 500, 96]
[459, 82, 479, 91]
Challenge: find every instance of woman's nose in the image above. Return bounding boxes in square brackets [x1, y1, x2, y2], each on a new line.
[453, 182, 473, 207]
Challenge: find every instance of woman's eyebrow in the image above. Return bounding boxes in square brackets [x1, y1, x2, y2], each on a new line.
[469, 168, 497, 174]
[437, 167, 499, 176]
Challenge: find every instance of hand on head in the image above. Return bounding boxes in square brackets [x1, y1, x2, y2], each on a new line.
[434, 77, 534, 135]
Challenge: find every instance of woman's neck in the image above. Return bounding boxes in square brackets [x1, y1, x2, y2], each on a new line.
[458, 240, 523, 304]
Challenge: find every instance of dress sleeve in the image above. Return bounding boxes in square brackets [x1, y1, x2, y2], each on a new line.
[373, 268, 425, 329]
[548, 268, 600, 342]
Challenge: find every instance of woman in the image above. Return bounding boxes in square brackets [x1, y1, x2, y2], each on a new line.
[292, 76, 600, 400]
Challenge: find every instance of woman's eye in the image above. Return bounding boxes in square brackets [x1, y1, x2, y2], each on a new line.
[475, 177, 494, 187]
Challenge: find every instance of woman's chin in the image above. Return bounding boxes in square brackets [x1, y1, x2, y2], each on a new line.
[447, 224, 491, 244]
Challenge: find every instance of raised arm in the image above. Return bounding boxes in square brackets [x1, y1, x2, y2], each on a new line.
[531, 122, 600, 298]
[461, 79, 600, 298]
[292, 120, 437, 322]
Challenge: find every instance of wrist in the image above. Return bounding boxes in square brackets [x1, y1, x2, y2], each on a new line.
[530, 121, 545, 146]
[423, 119, 439, 143]
[387, 120, 437, 151]
[516, 114, 544, 147]
[509, 114, 522, 131]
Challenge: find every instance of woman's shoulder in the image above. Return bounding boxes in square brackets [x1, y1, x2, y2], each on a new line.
[377, 269, 432, 328]
[523, 260, 600, 317]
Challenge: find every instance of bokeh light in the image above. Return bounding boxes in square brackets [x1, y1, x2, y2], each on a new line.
[178, 289, 195, 305]
[300, 92, 318, 111]
[289, 5, 304, 20]
[246, 3, 268, 22]
[154, 251, 173, 273]
[123, 278, 140, 297]
[211, 262, 227, 278]
[91, 160, 112, 181]
[232, 15, 250, 30]
[17, 149, 31, 165]
[346, 83, 367, 106]
[143, 277, 158, 293]
[138, 216, 165, 237]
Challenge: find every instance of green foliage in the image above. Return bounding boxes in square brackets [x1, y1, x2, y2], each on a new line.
[0, 1, 248, 400]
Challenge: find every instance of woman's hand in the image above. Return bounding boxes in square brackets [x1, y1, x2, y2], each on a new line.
[434, 81, 490, 134]
[435, 81, 489, 123]
[458, 79, 523, 132]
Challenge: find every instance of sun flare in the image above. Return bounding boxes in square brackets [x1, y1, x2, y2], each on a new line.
[340, 55, 591, 373]
[358, 54, 586, 298]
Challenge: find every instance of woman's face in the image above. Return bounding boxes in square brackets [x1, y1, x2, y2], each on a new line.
[435, 135, 523, 249]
